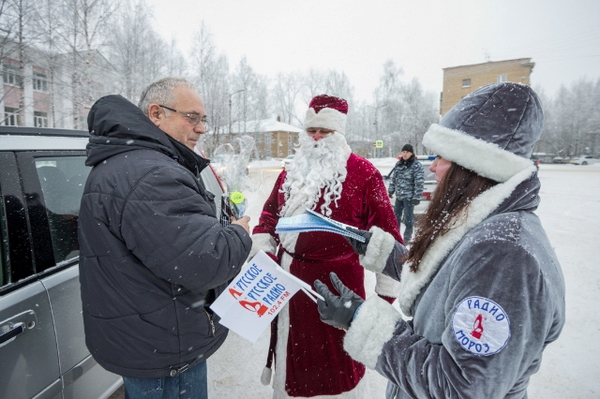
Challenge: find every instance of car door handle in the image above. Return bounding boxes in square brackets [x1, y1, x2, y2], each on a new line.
[0, 322, 25, 346]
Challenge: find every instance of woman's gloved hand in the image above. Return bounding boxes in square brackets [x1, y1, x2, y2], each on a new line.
[314, 272, 364, 330]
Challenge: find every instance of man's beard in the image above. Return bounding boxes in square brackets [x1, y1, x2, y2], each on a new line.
[280, 132, 351, 217]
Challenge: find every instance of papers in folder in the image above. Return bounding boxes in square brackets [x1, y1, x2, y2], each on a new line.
[275, 209, 366, 243]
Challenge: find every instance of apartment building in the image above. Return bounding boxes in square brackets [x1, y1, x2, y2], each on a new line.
[1, 39, 118, 129]
[440, 58, 535, 115]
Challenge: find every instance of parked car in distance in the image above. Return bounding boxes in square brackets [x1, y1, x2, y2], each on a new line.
[570, 155, 600, 165]
[281, 154, 294, 169]
[0, 126, 225, 399]
[552, 156, 568, 164]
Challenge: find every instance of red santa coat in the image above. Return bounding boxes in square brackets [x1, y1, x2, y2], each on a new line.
[252, 153, 402, 398]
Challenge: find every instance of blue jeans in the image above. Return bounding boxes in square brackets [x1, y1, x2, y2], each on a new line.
[394, 198, 415, 242]
[123, 361, 207, 399]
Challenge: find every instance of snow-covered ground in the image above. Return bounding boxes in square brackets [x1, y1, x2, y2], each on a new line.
[207, 159, 600, 398]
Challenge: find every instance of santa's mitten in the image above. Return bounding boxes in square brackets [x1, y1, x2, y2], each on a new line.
[260, 366, 272, 385]
[249, 233, 278, 260]
[265, 252, 279, 263]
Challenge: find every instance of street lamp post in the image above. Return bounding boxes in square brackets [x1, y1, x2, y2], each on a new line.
[229, 89, 245, 134]
[368, 103, 387, 158]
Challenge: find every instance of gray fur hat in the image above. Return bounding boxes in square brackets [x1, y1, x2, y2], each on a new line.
[423, 82, 543, 182]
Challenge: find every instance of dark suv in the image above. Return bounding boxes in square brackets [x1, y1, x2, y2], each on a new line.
[0, 127, 227, 398]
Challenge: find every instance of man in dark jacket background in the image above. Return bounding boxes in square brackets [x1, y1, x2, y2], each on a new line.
[387, 143, 424, 242]
[78, 77, 252, 399]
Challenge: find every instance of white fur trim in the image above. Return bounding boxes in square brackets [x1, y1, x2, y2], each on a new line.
[375, 273, 401, 298]
[272, 253, 292, 397]
[260, 366, 272, 386]
[423, 123, 533, 183]
[359, 226, 395, 272]
[397, 166, 537, 316]
[249, 233, 277, 259]
[304, 108, 347, 134]
[344, 296, 402, 369]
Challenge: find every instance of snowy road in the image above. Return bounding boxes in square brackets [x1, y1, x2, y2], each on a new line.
[206, 160, 600, 399]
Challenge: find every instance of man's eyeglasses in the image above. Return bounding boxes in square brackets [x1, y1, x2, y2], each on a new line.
[159, 105, 207, 126]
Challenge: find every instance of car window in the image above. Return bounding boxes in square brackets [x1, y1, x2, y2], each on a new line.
[35, 156, 90, 264]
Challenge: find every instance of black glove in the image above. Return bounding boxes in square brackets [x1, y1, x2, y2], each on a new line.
[344, 226, 372, 255]
[412, 199, 420, 206]
[388, 191, 394, 198]
[314, 272, 364, 330]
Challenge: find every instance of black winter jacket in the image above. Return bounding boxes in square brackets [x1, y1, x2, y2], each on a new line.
[78, 95, 252, 378]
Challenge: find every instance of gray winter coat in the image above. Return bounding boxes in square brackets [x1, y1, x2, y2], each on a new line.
[79, 95, 252, 378]
[347, 169, 565, 398]
[387, 158, 424, 200]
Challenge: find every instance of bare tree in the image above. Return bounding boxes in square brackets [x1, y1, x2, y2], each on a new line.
[542, 78, 600, 158]
[0, 0, 18, 60]
[370, 60, 439, 156]
[108, 0, 177, 103]
[190, 22, 230, 151]
[272, 72, 304, 126]
[232, 56, 270, 130]
[57, 0, 118, 128]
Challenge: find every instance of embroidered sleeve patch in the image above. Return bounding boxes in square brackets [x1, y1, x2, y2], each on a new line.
[452, 296, 510, 356]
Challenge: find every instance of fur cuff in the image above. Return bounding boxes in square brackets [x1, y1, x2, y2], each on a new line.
[249, 233, 277, 259]
[359, 226, 396, 272]
[375, 274, 401, 298]
[344, 295, 401, 369]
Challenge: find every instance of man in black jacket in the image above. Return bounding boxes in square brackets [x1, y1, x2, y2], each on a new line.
[78, 77, 252, 399]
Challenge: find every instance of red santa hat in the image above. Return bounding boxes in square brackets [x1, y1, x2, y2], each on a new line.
[304, 94, 348, 134]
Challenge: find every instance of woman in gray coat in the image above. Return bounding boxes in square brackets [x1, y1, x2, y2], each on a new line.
[315, 82, 566, 399]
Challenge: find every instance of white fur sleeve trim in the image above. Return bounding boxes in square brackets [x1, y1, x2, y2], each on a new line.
[359, 226, 396, 272]
[344, 295, 402, 369]
[249, 233, 277, 259]
[375, 273, 401, 298]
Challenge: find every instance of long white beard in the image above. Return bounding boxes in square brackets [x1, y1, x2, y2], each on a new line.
[280, 133, 351, 217]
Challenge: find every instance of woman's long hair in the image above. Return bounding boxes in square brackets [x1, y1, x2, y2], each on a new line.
[405, 162, 498, 272]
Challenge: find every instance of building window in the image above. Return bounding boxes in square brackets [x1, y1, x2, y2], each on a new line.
[462, 78, 471, 88]
[287, 135, 292, 144]
[3, 107, 18, 126]
[33, 71, 48, 92]
[34, 111, 48, 127]
[497, 74, 507, 83]
[2, 64, 21, 86]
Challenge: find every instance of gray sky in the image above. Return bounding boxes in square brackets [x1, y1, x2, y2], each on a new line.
[147, 0, 600, 102]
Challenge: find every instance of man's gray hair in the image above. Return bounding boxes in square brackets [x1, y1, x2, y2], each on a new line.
[138, 77, 197, 116]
